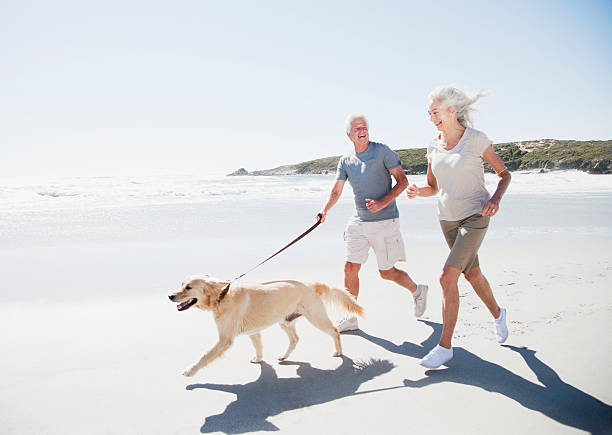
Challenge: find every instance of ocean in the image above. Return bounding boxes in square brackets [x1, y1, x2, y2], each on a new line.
[2, 171, 612, 302]
[4, 170, 612, 215]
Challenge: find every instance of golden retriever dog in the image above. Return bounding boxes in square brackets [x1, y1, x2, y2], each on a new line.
[168, 275, 364, 377]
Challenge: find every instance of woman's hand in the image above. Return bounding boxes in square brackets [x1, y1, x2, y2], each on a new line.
[407, 184, 420, 199]
[407, 164, 438, 199]
[482, 198, 500, 217]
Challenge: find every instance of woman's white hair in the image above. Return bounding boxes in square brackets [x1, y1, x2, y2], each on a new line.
[428, 86, 488, 128]
[345, 112, 368, 134]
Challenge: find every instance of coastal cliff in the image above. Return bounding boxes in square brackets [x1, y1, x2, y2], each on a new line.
[228, 139, 612, 176]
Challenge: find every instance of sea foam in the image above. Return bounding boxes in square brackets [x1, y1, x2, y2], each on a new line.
[2, 170, 612, 214]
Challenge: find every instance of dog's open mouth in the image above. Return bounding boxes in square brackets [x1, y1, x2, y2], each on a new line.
[177, 298, 197, 311]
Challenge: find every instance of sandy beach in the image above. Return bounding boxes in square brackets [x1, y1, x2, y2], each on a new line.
[1, 172, 611, 434]
[3, 0, 611, 432]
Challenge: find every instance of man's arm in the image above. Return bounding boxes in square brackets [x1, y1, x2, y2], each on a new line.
[319, 179, 345, 223]
[365, 166, 408, 213]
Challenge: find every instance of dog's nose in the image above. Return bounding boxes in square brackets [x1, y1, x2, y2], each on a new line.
[168, 295, 175, 301]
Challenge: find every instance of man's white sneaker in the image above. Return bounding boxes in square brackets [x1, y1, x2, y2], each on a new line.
[494, 307, 508, 343]
[413, 284, 428, 317]
[336, 316, 359, 333]
[420, 345, 453, 368]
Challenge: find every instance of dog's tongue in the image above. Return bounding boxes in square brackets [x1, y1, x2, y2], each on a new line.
[177, 298, 197, 311]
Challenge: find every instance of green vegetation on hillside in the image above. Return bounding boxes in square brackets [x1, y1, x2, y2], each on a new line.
[395, 149, 428, 174]
[228, 139, 612, 176]
[292, 156, 341, 174]
[494, 140, 612, 173]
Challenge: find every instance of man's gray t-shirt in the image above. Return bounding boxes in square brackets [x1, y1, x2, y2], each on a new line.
[336, 142, 402, 222]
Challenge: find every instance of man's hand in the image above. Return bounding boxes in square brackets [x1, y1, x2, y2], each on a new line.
[317, 211, 327, 223]
[365, 198, 385, 213]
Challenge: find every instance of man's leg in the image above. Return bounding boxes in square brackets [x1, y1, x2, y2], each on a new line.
[338, 261, 362, 332]
[370, 219, 418, 294]
[378, 267, 417, 293]
[344, 261, 361, 298]
[343, 218, 368, 299]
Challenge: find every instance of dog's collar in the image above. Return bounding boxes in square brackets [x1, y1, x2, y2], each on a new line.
[216, 282, 231, 303]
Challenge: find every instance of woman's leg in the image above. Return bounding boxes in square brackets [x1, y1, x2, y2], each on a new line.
[465, 266, 508, 342]
[439, 265, 463, 348]
[464, 266, 501, 318]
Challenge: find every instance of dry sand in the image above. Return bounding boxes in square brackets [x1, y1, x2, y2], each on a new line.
[1, 237, 611, 434]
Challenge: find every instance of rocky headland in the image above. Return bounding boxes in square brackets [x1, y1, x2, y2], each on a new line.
[228, 139, 612, 176]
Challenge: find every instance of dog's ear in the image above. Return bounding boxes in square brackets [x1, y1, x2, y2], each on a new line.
[214, 281, 230, 291]
[210, 281, 230, 303]
[200, 279, 229, 294]
[197, 282, 228, 309]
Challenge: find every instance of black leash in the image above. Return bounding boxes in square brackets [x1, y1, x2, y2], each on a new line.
[216, 213, 323, 303]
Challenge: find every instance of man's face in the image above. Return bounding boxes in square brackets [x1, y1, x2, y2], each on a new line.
[347, 118, 369, 149]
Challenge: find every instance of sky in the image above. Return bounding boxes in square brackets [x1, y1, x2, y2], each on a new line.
[1, 0, 611, 178]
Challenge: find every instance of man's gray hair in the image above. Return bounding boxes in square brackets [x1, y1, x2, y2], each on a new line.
[345, 112, 369, 134]
[428, 86, 488, 128]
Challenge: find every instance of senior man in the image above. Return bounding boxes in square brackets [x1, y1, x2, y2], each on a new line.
[319, 113, 428, 332]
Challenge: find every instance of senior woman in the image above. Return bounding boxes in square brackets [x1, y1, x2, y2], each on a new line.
[407, 86, 511, 368]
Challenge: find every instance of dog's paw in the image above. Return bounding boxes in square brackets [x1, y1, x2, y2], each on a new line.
[182, 366, 198, 377]
[332, 351, 342, 357]
[250, 356, 263, 363]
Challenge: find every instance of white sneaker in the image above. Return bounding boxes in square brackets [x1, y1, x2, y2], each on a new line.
[494, 307, 508, 343]
[336, 316, 359, 333]
[420, 345, 453, 368]
[413, 284, 428, 318]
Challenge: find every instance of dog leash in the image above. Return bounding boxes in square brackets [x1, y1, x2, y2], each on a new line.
[217, 213, 323, 303]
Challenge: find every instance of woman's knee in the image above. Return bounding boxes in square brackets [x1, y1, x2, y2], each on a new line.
[439, 267, 461, 290]
[464, 267, 483, 284]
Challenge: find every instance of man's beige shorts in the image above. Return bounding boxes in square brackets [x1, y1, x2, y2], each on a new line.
[440, 213, 490, 272]
[344, 218, 406, 271]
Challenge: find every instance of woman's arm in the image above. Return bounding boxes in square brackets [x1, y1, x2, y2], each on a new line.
[407, 162, 438, 198]
[481, 145, 511, 217]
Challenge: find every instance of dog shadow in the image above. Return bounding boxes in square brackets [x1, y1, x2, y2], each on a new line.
[354, 320, 612, 434]
[187, 355, 395, 434]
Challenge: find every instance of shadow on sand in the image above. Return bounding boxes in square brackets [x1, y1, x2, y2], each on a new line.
[186, 356, 394, 433]
[353, 321, 612, 434]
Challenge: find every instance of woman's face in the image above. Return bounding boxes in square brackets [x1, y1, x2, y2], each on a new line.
[428, 98, 456, 131]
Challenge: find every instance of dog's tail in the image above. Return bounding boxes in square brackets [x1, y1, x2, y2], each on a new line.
[314, 283, 364, 318]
